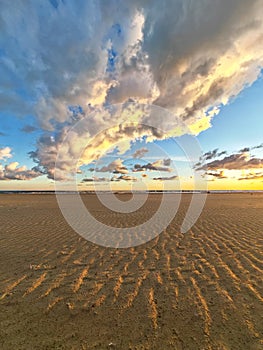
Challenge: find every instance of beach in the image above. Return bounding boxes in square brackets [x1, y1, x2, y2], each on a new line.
[0, 193, 262, 349]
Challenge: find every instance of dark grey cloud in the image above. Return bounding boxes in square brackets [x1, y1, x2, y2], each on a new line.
[196, 148, 263, 171]
[218, 151, 228, 157]
[163, 158, 171, 166]
[82, 177, 109, 183]
[203, 149, 219, 161]
[21, 125, 38, 133]
[195, 143, 263, 176]
[252, 143, 263, 150]
[153, 175, 178, 181]
[205, 171, 227, 179]
[201, 149, 227, 162]
[111, 175, 137, 182]
[113, 167, 129, 174]
[239, 147, 250, 153]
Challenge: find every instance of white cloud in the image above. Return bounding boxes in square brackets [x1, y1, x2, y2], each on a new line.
[5, 161, 19, 171]
[0, 147, 12, 160]
[0, 162, 42, 181]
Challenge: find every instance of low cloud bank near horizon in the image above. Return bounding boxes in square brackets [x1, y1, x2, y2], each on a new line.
[195, 144, 263, 182]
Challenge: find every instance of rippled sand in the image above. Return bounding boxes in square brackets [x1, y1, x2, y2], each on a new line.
[0, 193, 262, 349]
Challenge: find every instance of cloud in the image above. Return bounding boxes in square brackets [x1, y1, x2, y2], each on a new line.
[163, 158, 171, 166]
[198, 153, 263, 171]
[133, 159, 172, 172]
[196, 146, 263, 171]
[82, 177, 109, 183]
[132, 147, 149, 158]
[1, 1, 263, 180]
[5, 162, 19, 171]
[201, 149, 227, 161]
[29, 121, 168, 180]
[153, 175, 178, 181]
[29, 134, 65, 180]
[238, 172, 263, 181]
[113, 168, 129, 174]
[112, 175, 137, 182]
[0, 147, 12, 160]
[239, 147, 250, 153]
[205, 171, 227, 179]
[21, 125, 38, 133]
[252, 143, 263, 150]
[203, 149, 219, 161]
[141, 1, 263, 130]
[0, 1, 145, 129]
[0, 132, 6, 136]
[95, 159, 129, 174]
[0, 162, 42, 181]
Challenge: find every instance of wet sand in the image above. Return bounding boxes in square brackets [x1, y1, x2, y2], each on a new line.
[0, 193, 262, 349]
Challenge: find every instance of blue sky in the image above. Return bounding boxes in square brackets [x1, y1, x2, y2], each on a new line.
[197, 75, 263, 153]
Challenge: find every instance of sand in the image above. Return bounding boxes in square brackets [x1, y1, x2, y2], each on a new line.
[0, 193, 262, 349]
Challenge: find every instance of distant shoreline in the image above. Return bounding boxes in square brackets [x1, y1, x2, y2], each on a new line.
[0, 190, 262, 194]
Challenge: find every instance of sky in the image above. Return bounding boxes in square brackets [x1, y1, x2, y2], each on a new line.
[0, 0, 262, 191]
